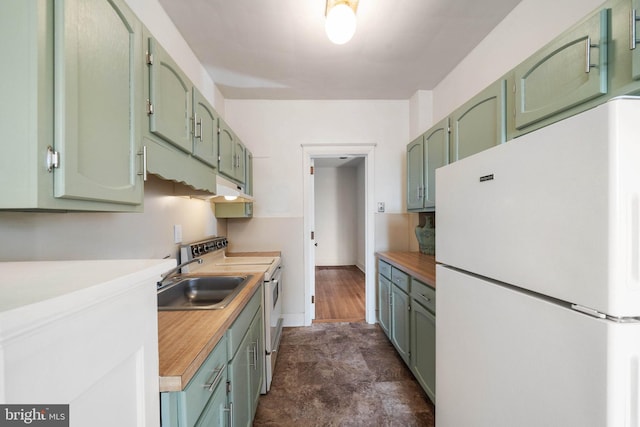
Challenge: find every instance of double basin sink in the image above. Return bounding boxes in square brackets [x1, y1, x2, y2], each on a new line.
[157, 275, 251, 310]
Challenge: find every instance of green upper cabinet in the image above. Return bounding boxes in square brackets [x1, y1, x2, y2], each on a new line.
[0, 0, 144, 211]
[54, 0, 144, 206]
[632, 0, 640, 79]
[513, 8, 609, 131]
[245, 149, 254, 196]
[424, 119, 449, 209]
[147, 37, 192, 153]
[406, 135, 425, 211]
[218, 118, 246, 184]
[450, 79, 506, 162]
[406, 118, 449, 212]
[192, 88, 219, 168]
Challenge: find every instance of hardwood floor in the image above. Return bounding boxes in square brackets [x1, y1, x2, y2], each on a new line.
[314, 266, 365, 323]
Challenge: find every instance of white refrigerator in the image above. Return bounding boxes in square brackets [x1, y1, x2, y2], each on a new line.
[435, 97, 640, 427]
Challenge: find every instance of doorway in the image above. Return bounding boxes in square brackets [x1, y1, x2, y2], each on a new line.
[313, 156, 365, 322]
[302, 144, 376, 326]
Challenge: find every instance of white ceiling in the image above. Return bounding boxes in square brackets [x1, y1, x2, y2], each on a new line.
[158, 0, 523, 100]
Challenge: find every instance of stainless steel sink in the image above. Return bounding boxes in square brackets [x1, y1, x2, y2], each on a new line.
[157, 275, 250, 310]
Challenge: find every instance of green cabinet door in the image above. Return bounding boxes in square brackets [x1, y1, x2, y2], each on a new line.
[514, 8, 609, 130]
[228, 309, 262, 427]
[218, 118, 247, 184]
[248, 309, 264, 420]
[148, 37, 192, 154]
[53, 0, 143, 206]
[378, 274, 391, 337]
[424, 118, 449, 210]
[227, 328, 251, 427]
[193, 88, 219, 168]
[630, 0, 640, 79]
[218, 118, 237, 179]
[194, 380, 228, 427]
[450, 79, 506, 162]
[406, 135, 425, 211]
[245, 150, 253, 196]
[411, 301, 436, 404]
[390, 284, 411, 365]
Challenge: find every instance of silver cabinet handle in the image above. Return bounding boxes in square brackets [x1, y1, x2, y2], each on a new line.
[631, 9, 640, 50]
[137, 146, 147, 181]
[224, 402, 233, 427]
[585, 36, 598, 73]
[196, 118, 202, 140]
[204, 365, 225, 392]
[420, 293, 432, 303]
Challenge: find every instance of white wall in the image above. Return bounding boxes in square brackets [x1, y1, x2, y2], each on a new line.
[0, 176, 222, 261]
[224, 100, 412, 325]
[314, 165, 358, 266]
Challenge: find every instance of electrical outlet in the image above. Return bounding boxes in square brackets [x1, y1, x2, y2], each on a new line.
[173, 224, 182, 244]
[377, 202, 385, 213]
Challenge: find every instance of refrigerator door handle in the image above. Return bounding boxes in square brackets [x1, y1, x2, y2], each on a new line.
[571, 304, 606, 319]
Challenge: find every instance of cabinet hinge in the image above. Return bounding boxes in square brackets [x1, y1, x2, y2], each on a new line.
[146, 99, 154, 115]
[145, 51, 153, 65]
[310, 165, 314, 175]
[312, 295, 315, 304]
[447, 126, 451, 134]
[226, 380, 232, 393]
[46, 146, 59, 172]
[311, 231, 315, 239]
[217, 127, 221, 135]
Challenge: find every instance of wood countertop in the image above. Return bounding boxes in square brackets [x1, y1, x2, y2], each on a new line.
[157, 273, 263, 392]
[376, 251, 436, 288]
[157, 251, 281, 392]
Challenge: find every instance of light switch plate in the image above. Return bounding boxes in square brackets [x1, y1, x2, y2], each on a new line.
[173, 224, 182, 243]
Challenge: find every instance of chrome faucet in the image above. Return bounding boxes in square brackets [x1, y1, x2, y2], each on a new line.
[157, 258, 204, 289]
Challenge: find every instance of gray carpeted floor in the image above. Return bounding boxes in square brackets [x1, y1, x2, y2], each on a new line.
[253, 322, 435, 426]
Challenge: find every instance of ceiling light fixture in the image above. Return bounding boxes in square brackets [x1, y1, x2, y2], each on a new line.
[325, 0, 358, 45]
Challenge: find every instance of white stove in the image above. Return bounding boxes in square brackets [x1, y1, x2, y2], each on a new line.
[179, 237, 283, 394]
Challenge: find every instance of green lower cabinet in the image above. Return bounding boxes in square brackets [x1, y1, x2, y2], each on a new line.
[411, 300, 436, 404]
[390, 284, 411, 365]
[378, 274, 391, 336]
[228, 307, 264, 427]
[195, 381, 229, 427]
[160, 336, 229, 427]
[377, 258, 436, 403]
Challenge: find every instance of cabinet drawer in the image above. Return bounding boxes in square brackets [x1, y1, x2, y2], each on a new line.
[411, 279, 436, 314]
[391, 267, 410, 293]
[181, 335, 228, 427]
[378, 260, 392, 280]
[227, 285, 261, 360]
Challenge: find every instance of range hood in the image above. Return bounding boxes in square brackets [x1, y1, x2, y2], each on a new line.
[211, 175, 254, 203]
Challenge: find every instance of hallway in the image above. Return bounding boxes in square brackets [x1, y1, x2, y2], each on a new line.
[314, 266, 365, 323]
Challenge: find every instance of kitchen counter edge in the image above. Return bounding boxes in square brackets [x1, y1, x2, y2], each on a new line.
[157, 251, 281, 393]
[376, 251, 436, 289]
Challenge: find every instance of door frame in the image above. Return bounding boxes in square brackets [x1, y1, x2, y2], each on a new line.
[302, 143, 376, 325]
